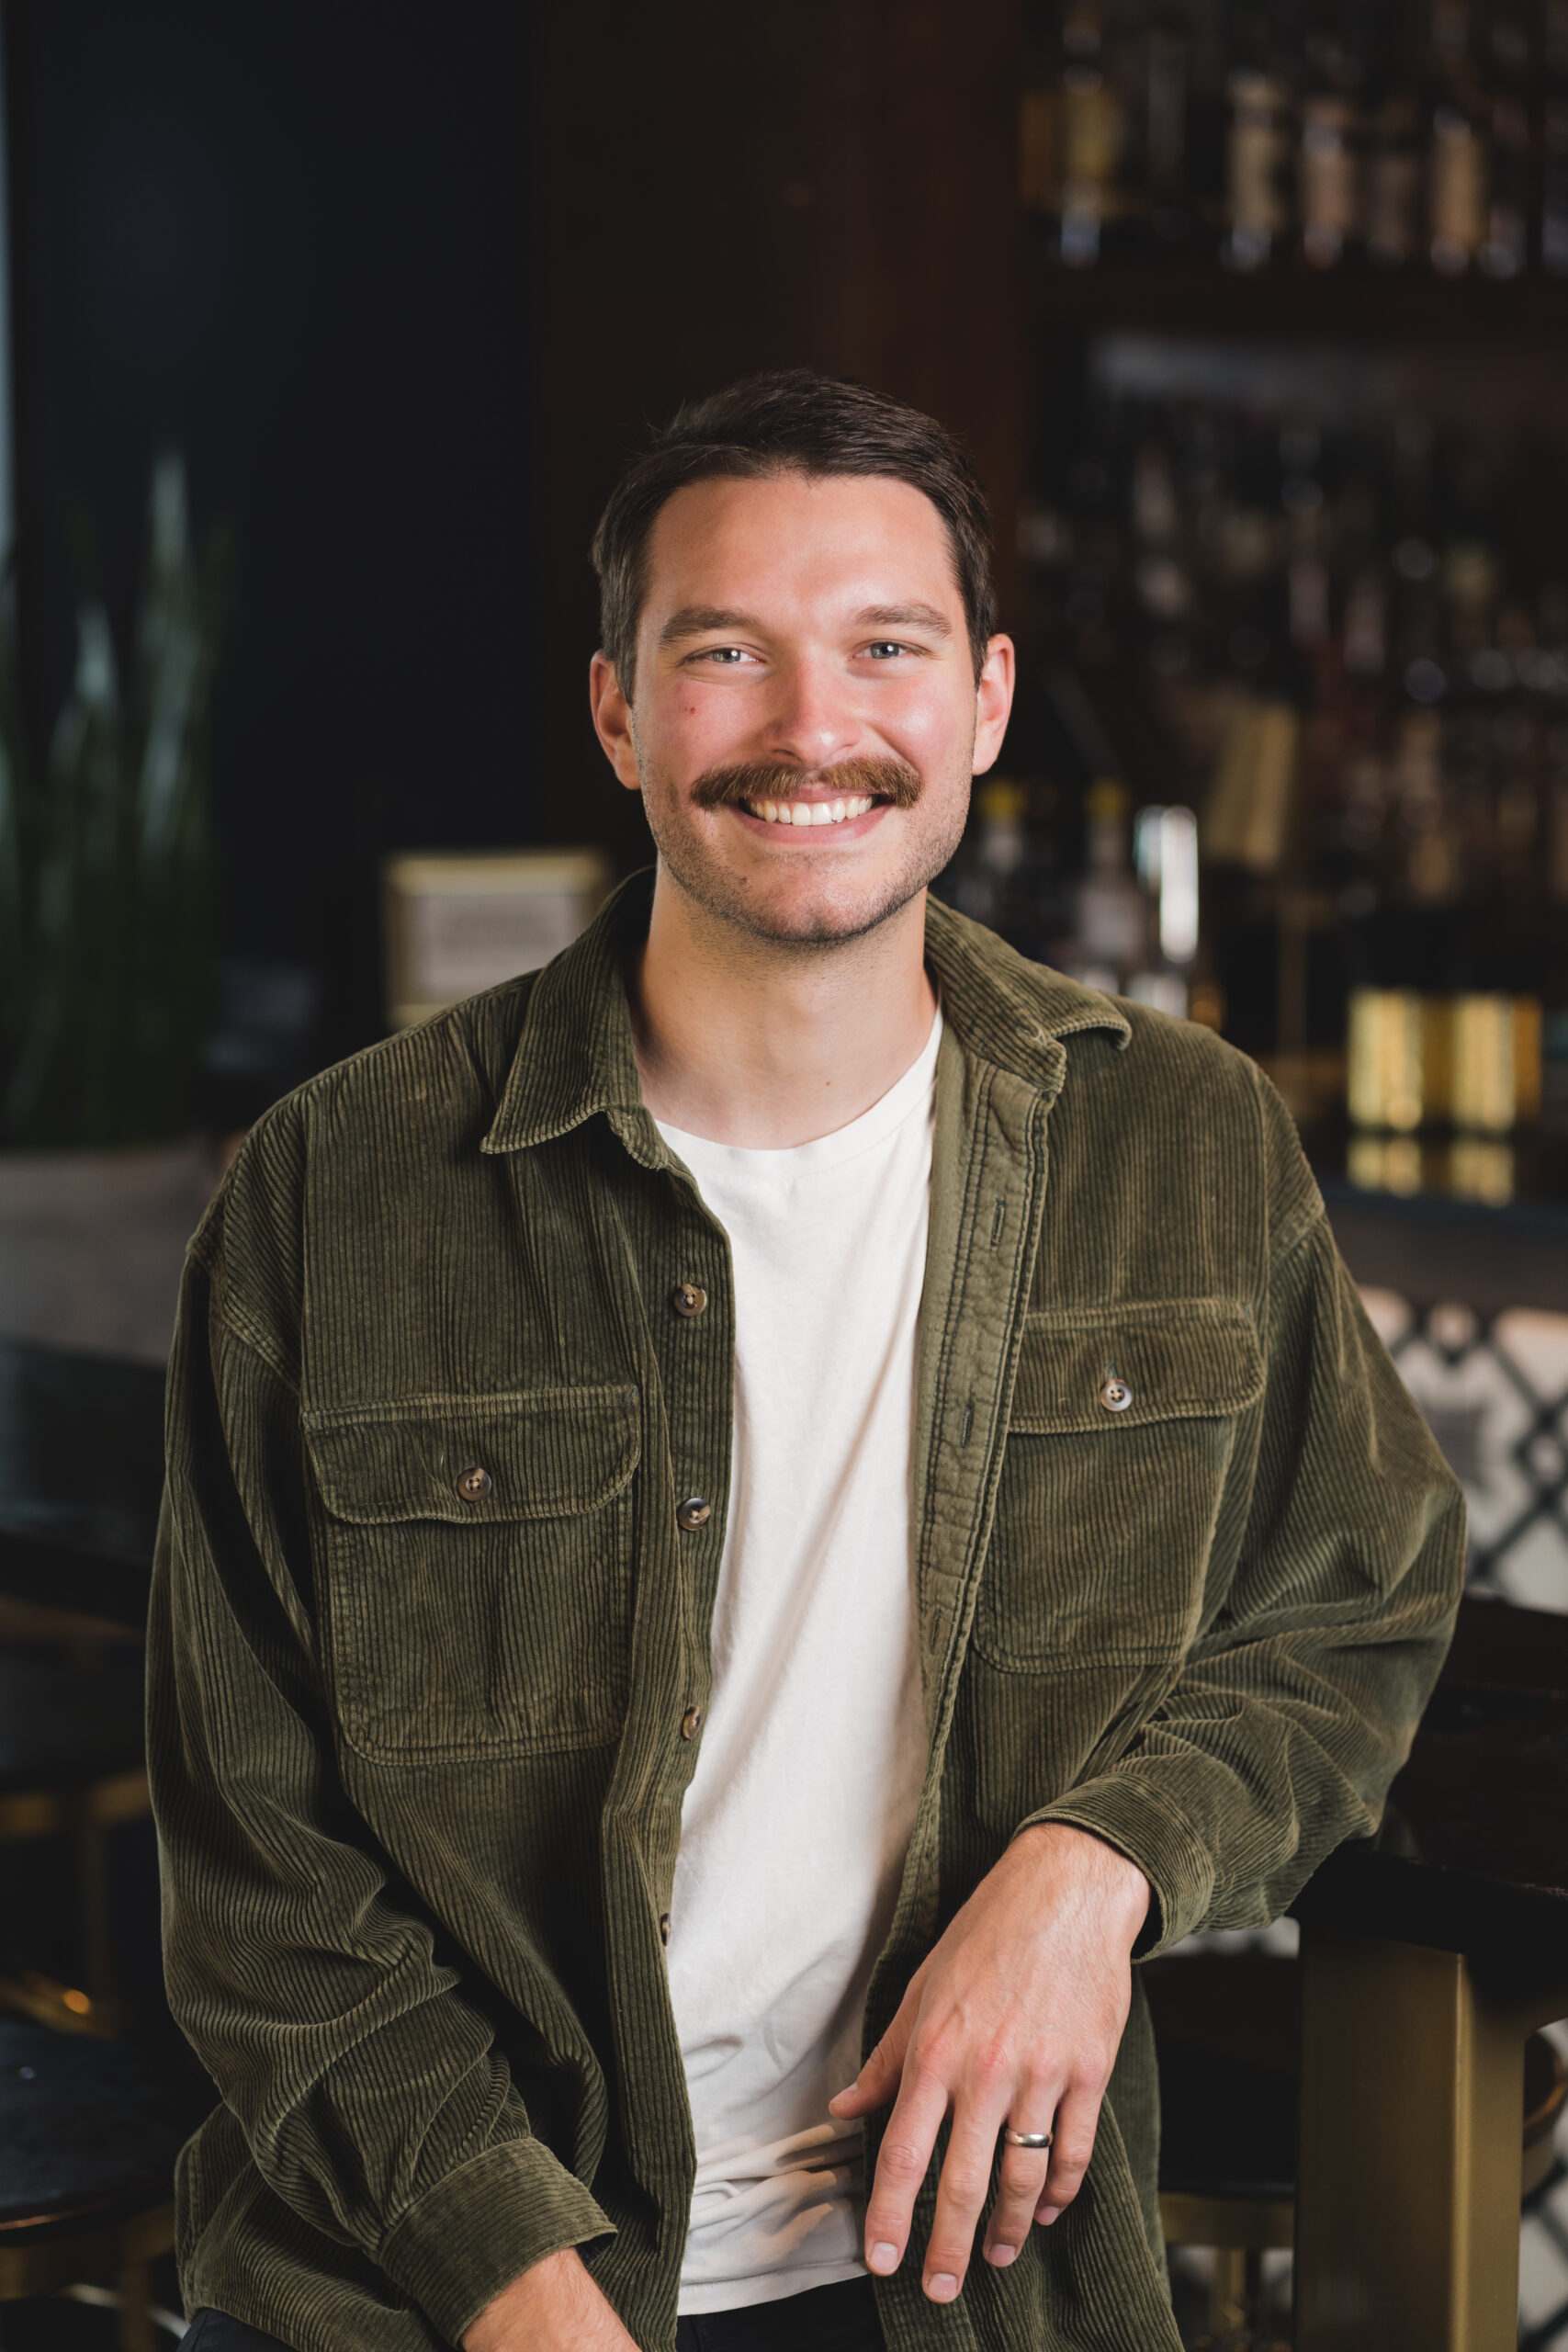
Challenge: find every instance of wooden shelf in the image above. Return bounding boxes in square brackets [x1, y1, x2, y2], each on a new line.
[1025, 226, 1568, 347]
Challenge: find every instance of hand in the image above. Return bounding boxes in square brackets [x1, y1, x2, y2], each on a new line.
[829, 1823, 1149, 2304]
[462, 2247, 638, 2352]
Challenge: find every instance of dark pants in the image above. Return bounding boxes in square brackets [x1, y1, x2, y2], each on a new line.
[675, 2278, 884, 2349]
[182, 2276, 885, 2350]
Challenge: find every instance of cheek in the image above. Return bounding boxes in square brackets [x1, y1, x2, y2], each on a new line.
[883, 686, 975, 770]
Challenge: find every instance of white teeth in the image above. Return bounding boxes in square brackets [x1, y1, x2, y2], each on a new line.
[750, 793, 879, 828]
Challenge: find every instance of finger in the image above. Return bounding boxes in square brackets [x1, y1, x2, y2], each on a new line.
[1034, 2084, 1102, 2222]
[921, 2066, 1021, 2301]
[984, 2111, 1060, 2266]
[829, 1983, 920, 2120]
[859, 2059, 950, 2280]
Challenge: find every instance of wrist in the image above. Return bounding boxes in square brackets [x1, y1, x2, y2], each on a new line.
[463, 2247, 592, 2351]
[1011, 1820, 1151, 1940]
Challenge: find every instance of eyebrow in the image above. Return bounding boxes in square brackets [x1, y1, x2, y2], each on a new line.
[853, 603, 953, 637]
[658, 600, 955, 647]
[658, 605, 761, 647]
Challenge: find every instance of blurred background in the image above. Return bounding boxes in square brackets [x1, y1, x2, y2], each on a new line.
[1, 5, 1566, 2347]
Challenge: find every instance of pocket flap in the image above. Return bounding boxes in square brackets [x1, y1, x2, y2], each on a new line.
[1010, 1300, 1263, 1432]
[303, 1385, 641, 1524]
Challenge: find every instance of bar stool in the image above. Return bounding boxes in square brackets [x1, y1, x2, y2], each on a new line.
[0, 2009, 198, 2350]
[0, 1645, 150, 2004]
[1147, 1952, 1566, 2350]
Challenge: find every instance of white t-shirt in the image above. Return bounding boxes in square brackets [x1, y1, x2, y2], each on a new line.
[653, 1010, 940, 2316]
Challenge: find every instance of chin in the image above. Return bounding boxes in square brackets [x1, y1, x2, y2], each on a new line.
[708, 864, 928, 947]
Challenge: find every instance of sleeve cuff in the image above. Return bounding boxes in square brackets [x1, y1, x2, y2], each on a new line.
[1017, 1770, 1217, 1958]
[378, 2134, 615, 2346]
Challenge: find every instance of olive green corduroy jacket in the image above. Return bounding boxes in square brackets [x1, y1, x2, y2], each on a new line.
[148, 874, 1464, 2352]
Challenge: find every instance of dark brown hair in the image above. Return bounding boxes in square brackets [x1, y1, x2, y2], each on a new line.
[591, 368, 997, 696]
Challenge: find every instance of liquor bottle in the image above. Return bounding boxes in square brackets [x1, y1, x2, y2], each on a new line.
[1393, 708, 1457, 905]
[1146, 6, 1194, 242]
[1544, 0, 1568, 273]
[1343, 569, 1391, 682]
[1058, 2, 1126, 266]
[946, 780, 1064, 965]
[1225, 68, 1293, 267]
[1066, 779, 1156, 994]
[1019, 9, 1057, 214]
[1130, 430, 1200, 648]
[1133, 802, 1201, 1013]
[1366, 89, 1423, 266]
[1281, 426, 1330, 654]
[1426, 1, 1488, 275]
[1298, 6, 1363, 269]
[1300, 94, 1359, 266]
[1480, 6, 1531, 278]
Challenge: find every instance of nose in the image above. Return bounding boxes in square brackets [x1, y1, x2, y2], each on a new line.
[758, 651, 861, 773]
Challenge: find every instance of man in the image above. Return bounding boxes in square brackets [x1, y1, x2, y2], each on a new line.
[150, 370, 1463, 2352]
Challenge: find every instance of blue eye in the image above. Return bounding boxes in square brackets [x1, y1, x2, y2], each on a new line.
[866, 641, 907, 659]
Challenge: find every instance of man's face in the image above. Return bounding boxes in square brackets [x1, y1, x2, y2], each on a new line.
[590, 470, 1014, 946]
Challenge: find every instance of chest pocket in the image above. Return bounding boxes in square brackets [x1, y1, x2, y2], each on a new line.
[304, 1385, 639, 1762]
[974, 1301, 1264, 1673]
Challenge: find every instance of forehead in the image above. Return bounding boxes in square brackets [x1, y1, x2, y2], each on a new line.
[640, 471, 961, 627]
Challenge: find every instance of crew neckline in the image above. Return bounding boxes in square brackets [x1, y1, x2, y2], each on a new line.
[655, 1006, 942, 1179]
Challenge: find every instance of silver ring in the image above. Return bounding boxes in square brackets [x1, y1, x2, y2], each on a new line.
[1000, 2125, 1054, 2150]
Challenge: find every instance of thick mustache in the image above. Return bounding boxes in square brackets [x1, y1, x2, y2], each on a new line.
[690, 756, 922, 812]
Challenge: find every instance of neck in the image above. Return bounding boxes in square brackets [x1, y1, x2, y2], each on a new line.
[630, 865, 939, 1148]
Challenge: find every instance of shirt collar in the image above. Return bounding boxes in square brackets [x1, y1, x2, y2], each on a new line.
[480, 868, 1131, 1158]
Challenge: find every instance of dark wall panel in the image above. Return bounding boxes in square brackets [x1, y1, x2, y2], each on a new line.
[6, 1, 536, 1060]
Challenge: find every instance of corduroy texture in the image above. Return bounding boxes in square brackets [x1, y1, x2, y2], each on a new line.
[147, 872, 1465, 2352]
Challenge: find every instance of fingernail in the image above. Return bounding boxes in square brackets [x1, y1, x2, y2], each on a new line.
[987, 2242, 1017, 2266]
[925, 2273, 959, 2302]
[869, 2243, 899, 2274]
[1037, 2205, 1061, 2227]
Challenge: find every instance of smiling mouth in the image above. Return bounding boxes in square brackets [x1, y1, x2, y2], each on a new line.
[747, 795, 880, 828]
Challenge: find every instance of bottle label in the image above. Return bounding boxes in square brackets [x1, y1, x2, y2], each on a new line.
[1430, 109, 1486, 270]
[1367, 151, 1420, 264]
[1227, 76, 1289, 265]
[1301, 103, 1357, 265]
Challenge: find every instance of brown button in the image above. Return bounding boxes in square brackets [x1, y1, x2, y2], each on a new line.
[676, 1496, 712, 1532]
[456, 1464, 493, 1501]
[659, 1912, 671, 1946]
[1099, 1377, 1133, 1413]
[672, 1281, 708, 1318]
[681, 1706, 703, 1740]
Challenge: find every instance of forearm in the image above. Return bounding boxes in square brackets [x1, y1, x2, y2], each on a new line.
[1026, 1567, 1462, 1950]
[1031, 1213, 1466, 1951]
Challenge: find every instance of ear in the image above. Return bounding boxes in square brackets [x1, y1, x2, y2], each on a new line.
[971, 634, 1016, 776]
[589, 651, 643, 792]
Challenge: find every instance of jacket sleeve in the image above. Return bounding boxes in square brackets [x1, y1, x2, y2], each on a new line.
[147, 1235, 613, 2346]
[1025, 1088, 1467, 1954]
